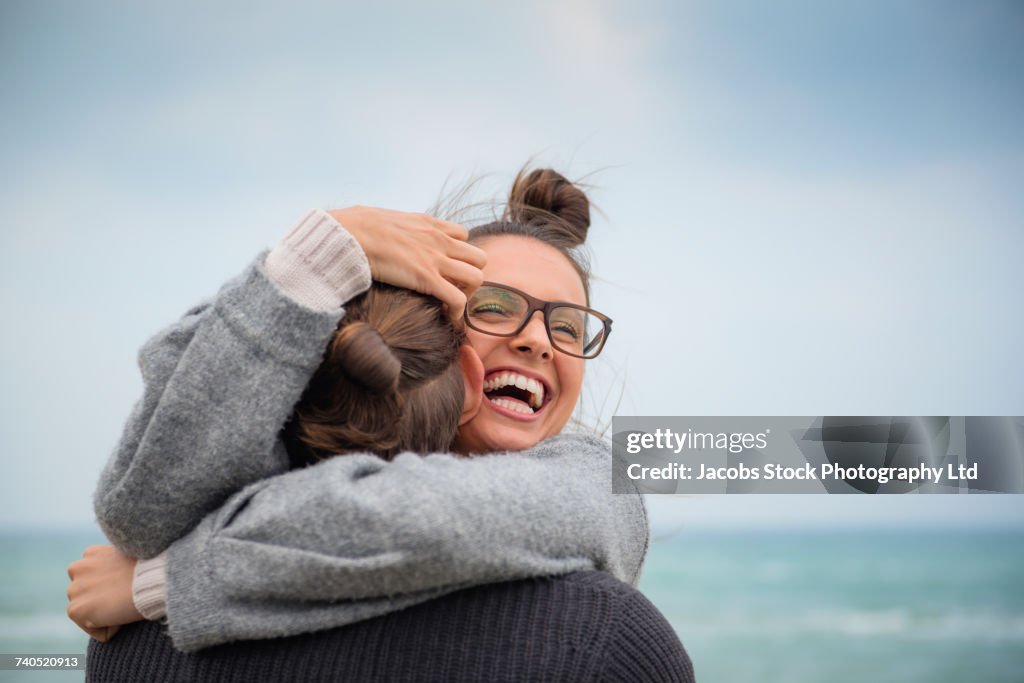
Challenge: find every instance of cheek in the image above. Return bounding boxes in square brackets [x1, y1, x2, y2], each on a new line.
[466, 329, 499, 360]
[554, 359, 585, 407]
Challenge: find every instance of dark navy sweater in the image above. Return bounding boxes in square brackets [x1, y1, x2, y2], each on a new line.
[87, 571, 695, 682]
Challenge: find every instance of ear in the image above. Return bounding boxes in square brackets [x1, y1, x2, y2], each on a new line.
[458, 344, 484, 426]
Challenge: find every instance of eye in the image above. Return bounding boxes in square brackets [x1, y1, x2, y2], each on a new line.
[549, 308, 586, 345]
[551, 320, 582, 342]
[467, 287, 527, 330]
[471, 301, 514, 317]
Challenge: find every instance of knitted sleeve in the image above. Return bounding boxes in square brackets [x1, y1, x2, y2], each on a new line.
[157, 435, 648, 652]
[93, 211, 371, 559]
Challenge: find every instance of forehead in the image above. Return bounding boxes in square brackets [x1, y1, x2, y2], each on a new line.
[476, 236, 586, 306]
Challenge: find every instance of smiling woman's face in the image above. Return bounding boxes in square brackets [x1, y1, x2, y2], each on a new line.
[454, 235, 587, 454]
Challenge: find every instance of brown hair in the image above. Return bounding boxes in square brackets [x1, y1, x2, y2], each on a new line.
[283, 284, 466, 466]
[468, 167, 593, 301]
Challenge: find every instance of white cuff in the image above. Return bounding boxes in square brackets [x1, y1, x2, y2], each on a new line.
[132, 552, 169, 621]
[264, 208, 373, 311]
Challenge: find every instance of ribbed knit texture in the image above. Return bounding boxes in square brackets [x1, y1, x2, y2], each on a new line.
[263, 208, 371, 312]
[87, 572, 695, 683]
[132, 552, 168, 620]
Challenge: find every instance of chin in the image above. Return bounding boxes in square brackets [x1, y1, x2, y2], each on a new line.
[496, 428, 547, 453]
[459, 416, 551, 455]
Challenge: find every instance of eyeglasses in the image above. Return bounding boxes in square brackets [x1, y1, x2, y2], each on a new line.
[464, 282, 612, 359]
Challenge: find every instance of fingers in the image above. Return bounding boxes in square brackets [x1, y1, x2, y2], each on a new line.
[67, 598, 94, 634]
[431, 276, 470, 321]
[88, 627, 111, 642]
[66, 544, 134, 639]
[412, 218, 484, 270]
[90, 625, 121, 642]
[67, 545, 108, 583]
[446, 238, 487, 270]
[442, 259, 484, 298]
[67, 559, 93, 635]
[337, 206, 487, 307]
[430, 242, 485, 318]
[410, 213, 487, 272]
[424, 214, 469, 241]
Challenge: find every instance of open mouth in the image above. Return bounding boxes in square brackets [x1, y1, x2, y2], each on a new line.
[483, 370, 550, 416]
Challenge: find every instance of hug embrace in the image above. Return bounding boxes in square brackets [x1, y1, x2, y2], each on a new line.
[66, 167, 695, 682]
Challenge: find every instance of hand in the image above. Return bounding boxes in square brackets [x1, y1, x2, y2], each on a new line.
[66, 545, 143, 642]
[329, 206, 486, 319]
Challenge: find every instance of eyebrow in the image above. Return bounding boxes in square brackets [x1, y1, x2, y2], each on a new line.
[485, 282, 586, 307]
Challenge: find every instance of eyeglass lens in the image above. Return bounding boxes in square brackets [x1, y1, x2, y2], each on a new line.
[467, 286, 606, 357]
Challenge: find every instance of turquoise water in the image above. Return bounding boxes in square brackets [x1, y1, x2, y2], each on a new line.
[0, 530, 104, 682]
[640, 529, 1024, 683]
[2, 529, 1022, 682]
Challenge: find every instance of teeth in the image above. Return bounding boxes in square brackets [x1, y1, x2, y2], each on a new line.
[489, 397, 535, 414]
[526, 379, 543, 408]
[484, 372, 545, 409]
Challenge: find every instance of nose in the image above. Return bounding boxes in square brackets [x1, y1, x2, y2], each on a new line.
[509, 311, 553, 361]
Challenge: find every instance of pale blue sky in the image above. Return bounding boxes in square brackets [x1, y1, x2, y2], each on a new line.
[1, 0, 1022, 530]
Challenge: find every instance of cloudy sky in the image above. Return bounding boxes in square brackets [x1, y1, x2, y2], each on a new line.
[2, 0, 1022, 530]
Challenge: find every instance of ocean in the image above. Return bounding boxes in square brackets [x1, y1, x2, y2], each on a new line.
[2, 528, 1022, 682]
[640, 528, 1024, 682]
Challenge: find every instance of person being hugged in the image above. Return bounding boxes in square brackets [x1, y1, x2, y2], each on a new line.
[67, 167, 694, 682]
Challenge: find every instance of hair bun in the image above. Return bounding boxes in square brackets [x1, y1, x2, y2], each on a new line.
[331, 321, 401, 394]
[506, 168, 590, 247]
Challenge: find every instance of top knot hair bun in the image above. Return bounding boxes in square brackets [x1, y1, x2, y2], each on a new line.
[504, 168, 590, 248]
[331, 320, 402, 395]
[282, 285, 466, 467]
[464, 164, 596, 302]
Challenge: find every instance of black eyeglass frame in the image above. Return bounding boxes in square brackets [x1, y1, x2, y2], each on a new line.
[464, 281, 613, 359]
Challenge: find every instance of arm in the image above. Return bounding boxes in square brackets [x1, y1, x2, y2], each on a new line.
[94, 210, 369, 558]
[157, 433, 646, 652]
[94, 207, 484, 559]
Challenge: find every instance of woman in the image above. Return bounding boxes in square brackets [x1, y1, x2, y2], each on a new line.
[69, 169, 649, 651]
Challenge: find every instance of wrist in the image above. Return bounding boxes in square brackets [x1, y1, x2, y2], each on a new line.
[327, 206, 378, 275]
[265, 208, 372, 311]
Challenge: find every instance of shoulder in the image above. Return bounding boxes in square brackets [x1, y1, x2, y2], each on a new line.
[89, 571, 692, 683]
[561, 572, 695, 683]
[498, 572, 693, 683]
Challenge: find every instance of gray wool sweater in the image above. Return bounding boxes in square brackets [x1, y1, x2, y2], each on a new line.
[94, 213, 648, 653]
